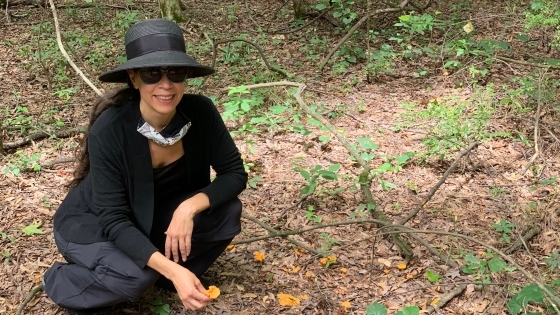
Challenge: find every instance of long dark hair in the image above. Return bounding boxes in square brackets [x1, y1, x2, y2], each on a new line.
[68, 85, 140, 189]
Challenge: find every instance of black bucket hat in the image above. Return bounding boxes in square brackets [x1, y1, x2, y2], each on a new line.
[98, 19, 215, 83]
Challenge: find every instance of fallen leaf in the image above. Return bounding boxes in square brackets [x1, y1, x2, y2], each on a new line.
[378, 258, 391, 267]
[340, 301, 351, 308]
[397, 263, 407, 270]
[205, 286, 220, 299]
[253, 251, 265, 262]
[463, 21, 474, 33]
[277, 293, 300, 306]
[340, 268, 347, 273]
[430, 297, 440, 306]
[290, 266, 301, 274]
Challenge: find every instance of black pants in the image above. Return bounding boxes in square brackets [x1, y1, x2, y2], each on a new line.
[43, 231, 233, 310]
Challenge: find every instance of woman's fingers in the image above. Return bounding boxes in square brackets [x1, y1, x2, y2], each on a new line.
[164, 234, 172, 259]
[179, 236, 187, 261]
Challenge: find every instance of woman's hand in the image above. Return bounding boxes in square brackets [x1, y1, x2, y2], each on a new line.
[165, 193, 210, 262]
[170, 265, 212, 310]
[147, 251, 212, 311]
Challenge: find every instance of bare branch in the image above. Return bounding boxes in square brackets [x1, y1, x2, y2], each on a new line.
[48, 0, 102, 95]
[15, 284, 43, 315]
[3, 128, 83, 150]
[398, 142, 479, 225]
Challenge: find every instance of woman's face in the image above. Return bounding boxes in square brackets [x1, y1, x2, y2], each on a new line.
[127, 67, 186, 121]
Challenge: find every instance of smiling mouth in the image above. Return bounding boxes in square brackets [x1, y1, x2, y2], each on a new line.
[155, 95, 173, 101]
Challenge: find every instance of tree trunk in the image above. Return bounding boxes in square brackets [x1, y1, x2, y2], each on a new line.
[159, 0, 186, 22]
[292, 0, 307, 19]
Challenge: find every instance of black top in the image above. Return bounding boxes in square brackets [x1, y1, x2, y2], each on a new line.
[54, 94, 247, 268]
[150, 155, 190, 252]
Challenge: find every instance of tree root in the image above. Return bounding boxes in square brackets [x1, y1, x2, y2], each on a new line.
[15, 284, 43, 315]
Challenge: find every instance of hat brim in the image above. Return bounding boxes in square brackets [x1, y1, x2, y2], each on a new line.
[98, 50, 215, 83]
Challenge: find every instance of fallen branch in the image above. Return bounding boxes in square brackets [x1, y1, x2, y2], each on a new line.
[427, 284, 467, 313]
[398, 142, 479, 225]
[48, 0, 101, 96]
[15, 284, 43, 315]
[42, 157, 75, 167]
[496, 56, 560, 69]
[319, 0, 409, 70]
[238, 212, 327, 258]
[3, 128, 82, 150]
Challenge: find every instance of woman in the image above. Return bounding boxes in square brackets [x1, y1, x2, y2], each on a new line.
[42, 19, 247, 315]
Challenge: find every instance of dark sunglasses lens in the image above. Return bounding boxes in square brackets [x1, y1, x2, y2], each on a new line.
[139, 68, 162, 84]
[167, 67, 188, 83]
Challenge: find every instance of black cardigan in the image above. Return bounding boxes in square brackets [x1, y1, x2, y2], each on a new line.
[54, 94, 247, 268]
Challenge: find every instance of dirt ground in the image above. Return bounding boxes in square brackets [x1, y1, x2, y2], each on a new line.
[1, 0, 560, 314]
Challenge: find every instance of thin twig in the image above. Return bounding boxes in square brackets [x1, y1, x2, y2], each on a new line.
[238, 212, 327, 258]
[496, 56, 560, 69]
[48, 0, 101, 96]
[15, 284, 43, 315]
[398, 142, 479, 225]
[521, 69, 546, 175]
[5, 0, 10, 23]
[232, 217, 387, 244]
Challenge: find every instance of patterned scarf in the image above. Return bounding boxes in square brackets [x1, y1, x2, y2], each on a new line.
[136, 113, 191, 146]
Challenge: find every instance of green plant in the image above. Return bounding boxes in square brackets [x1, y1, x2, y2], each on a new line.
[150, 298, 170, 315]
[461, 251, 513, 284]
[0, 231, 15, 243]
[2, 250, 10, 264]
[3, 150, 43, 176]
[525, 0, 560, 49]
[506, 283, 556, 315]
[294, 164, 341, 195]
[396, 86, 503, 159]
[305, 205, 321, 223]
[319, 232, 339, 253]
[366, 302, 419, 315]
[544, 251, 560, 270]
[492, 219, 515, 243]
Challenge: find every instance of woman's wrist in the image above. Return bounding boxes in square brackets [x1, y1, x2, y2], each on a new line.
[178, 193, 210, 216]
[147, 251, 182, 280]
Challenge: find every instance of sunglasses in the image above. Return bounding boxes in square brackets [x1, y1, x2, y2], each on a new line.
[136, 67, 189, 84]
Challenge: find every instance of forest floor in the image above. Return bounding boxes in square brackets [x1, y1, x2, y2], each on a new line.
[1, 0, 560, 314]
